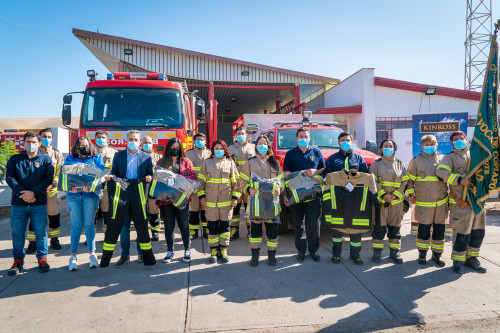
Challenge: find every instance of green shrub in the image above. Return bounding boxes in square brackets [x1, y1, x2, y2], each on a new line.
[0, 141, 18, 180]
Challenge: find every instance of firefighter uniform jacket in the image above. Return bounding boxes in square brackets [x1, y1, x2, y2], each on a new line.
[240, 155, 283, 222]
[58, 162, 108, 194]
[96, 145, 117, 171]
[369, 156, 409, 226]
[149, 169, 198, 210]
[197, 156, 241, 221]
[436, 147, 485, 234]
[323, 170, 380, 234]
[406, 152, 449, 224]
[284, 171, 324, 205]
[229, 141, 255, 203]
[186, 146, 211, 211]
[40, 145, 64, 197]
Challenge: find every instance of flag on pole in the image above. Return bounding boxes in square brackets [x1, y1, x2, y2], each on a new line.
[467, 23, 500, 215]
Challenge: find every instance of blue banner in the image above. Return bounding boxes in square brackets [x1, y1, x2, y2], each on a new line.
[412, 113, 468, 157]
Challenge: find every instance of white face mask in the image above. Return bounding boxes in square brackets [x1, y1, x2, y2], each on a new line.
[26, 143, 38, 153]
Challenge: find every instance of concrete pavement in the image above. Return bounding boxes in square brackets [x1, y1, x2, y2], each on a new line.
[0, 202, 499, 333]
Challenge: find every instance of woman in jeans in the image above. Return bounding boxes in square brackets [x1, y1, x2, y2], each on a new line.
[64, 136, 105, 271]
[157, 138, 196, 263]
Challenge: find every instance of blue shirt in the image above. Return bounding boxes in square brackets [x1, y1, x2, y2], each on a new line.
[324, 150, 368, 176]
[283, 146, 325, 172]
[63, 154, 106, 198]
[126, 150, 139, 179]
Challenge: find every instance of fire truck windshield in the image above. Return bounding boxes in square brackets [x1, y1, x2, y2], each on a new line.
[81, 88, 184, 128]
[277, 128, 361, 150]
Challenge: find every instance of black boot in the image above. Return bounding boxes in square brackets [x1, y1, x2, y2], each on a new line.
[350, 254, 364, 265]
[389, 249, 403, 264]
[219, 246, 229, 263]
[250, 249, 260, 267]
[418, 250, 427, 265]
[230, 227, 239, 241]
[372, 249, 382, 263]
[431, 252, 445, 267]
[247, 225, 251, 239]
[464, 257, 487, 273]
[203, 227, 209, 238]
[50, 238, 61, 250]
[151, 230, 159, 242]
[453, 261, 464, 274]
[100, 251, 113, 268]
[268, 250, 277, 266]
[26, 241, 37, 254]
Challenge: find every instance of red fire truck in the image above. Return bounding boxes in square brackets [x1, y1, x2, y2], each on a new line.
[61, 70, 206, 151]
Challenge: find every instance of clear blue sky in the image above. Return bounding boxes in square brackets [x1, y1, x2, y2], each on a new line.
[0, 0, 499, 119]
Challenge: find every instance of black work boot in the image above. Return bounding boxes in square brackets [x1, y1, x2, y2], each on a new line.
[418, 250, 427, 265]
[453, 260, 464, 274]
[230, 227, 239, 241]
[350, 254, 364, 265]
[219, 246, 229, 263]
[389, 249, 403, 264]
[464, 257, 487, 273]
[431, 252, 445, 267]
[151, 230, 159, 242]
[372, 249, 382, 263]
[268, 250, 277, 266]
[50, 238, 61, 250]
[246, 225, 251, 239]
[99, 251, 113, 268]
[26, 241, 37, 254]
[190, 228, 199, 240]
[203, 227, 209, 238]
[250, 248, 260, 267]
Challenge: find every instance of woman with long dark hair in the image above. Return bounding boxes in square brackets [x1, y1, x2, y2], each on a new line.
[198, 140, 240, 263]
[157, 137, 196, 263]
[240, 135, 282, 266]
[65, 136, 105, 271]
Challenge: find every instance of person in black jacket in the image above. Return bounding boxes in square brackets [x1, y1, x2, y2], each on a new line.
[5, 131, 54, 275]
[324, 132, 369, 176]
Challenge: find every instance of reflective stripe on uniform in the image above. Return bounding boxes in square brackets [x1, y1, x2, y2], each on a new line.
[240, 173, 250, 182]
[236, 161, 246, 166]
[405, 188, 415, 195]
[331, 186, 337, 209]
[198, 174, 207, 182]
[90, 177, 100, 192]
[219, 234, 229, 239]
[372, 242, 384, 249]
[193, 166, 201, 171]
[467, 251, 479, 257]
[138, 183, 147, 219]
[330, 217, 343, 225]
[173, 193, 188, 207]
[380, 181, 401, 187]
[48, 230, 60, 236]
[416, 242, 429, 249]
[197, 190, 206, 197]
[352, 218, 369, 226]
[267, 241, 278, 248]
[360, 186, 368, 211]
[149, 180, 158, 196]
[139, 242, 152, 250]
[332, 237, 343, 243]
[447, 173, 458, 185]
[249, 238, 262, 243]
[206, 201, 232, 208]
[350, 242, 361, 247]
[208, 237, 219, 244]
[344, 157, 350, 170]
[415, 197, 448, 207]
[436, 164, 452, 172]
[103, 242, 116, 251]
[415, 176, 439, 182]
[111, 182, 121, 219]
[451, 254, 466, 261]
[388, 242, 401, 249]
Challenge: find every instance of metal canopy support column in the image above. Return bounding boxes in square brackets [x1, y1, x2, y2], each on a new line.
[207, 82, 217, 147]
[294, 85, 300, 114]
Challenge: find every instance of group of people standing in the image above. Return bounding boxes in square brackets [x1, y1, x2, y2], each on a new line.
[5, 125, 487, 275]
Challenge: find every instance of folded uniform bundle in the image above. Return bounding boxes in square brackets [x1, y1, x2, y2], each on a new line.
[149, 168, 199, 210]
[246, 173, 282, 222]
[284, 171, 324, 205]
[58, 163, 108, 193]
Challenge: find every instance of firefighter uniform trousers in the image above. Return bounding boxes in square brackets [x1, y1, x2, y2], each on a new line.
[100, 178, 156, 266]
[370, 157, 409, 251]
[323, 170, 380, 258]
[407, 153, 449, 255]
[198, 157, 241, 250]
[28, 146, 63, 241]
[186, 146, 211, 233]
[436, 148, 486, 262]
[229, 142, 255, 233]
[240, 155, 282, 252]
[96, 145, 116, 232]
[145, 150, 163, 233]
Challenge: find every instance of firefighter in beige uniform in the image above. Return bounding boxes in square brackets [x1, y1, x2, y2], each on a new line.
[406, 135, 449, 267]
[228, 126, 255, 240]
[27, 128, 64, 252]
[142, 136, 163, 241]
[198, 140, 241, 263]
[95, 130, 117, 233]
[369, 139, 408, 264]
[186, 133, 211, 239]
[436, 131, 487, 274]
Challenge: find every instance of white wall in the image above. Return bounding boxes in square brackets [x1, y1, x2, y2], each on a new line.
[51, 127, 70, 155]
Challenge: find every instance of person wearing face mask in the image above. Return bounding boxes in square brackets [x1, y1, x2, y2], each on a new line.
[26, 128, 64, 253]
[406, 135, 448, 267]
[100, 130, 156, 268]
[369, 139, 408, 264]
[6, 131, 54, 275]
[228, 127, 255, 241]
[436, 131, 487, 274]
[282, 127, 325, 262]
[198, 140, 241, 263]
[186, 133, 211, 240]
[141, 136, 163, 242]
[94, 130, 117, 233]
[63, 137, 105, 271]
[240, 135, 282, 266]
[155, 138, 196, 263]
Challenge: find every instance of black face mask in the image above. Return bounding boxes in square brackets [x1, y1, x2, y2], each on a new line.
[79, 146, 90, 156]
[170, 148, 180, 157]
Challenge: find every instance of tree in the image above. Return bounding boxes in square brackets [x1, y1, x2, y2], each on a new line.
[0, 141, 18, 180]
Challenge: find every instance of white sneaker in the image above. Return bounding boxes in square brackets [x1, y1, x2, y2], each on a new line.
[183, 250, 191, 263]
[89, 254, 98, 268]
[68, 256, 77, 271]
[163, 251, 174, 263]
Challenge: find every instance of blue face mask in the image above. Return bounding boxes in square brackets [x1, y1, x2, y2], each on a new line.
[423, 145, 436, 155]
[383, 148, 394, 157]
[195, 140, 205, 148]
[453, 139, 467, 150]
[214, 150, 225, 158]
[236, 135, 246, 143]
[257, 144, 268, 154]
[96, 138, 107, 147]
[298, 138, 309, 148]
[128, 141, 140, 151]
[340, 141, 352, 152]
[41, 138, 52, 147]
[143, 143, 153, 152]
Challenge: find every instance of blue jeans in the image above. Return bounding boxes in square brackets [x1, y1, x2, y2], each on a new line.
[119, 215, 141, 257]
[67, 194, 99, 254]
[11, 204, 48, 259]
